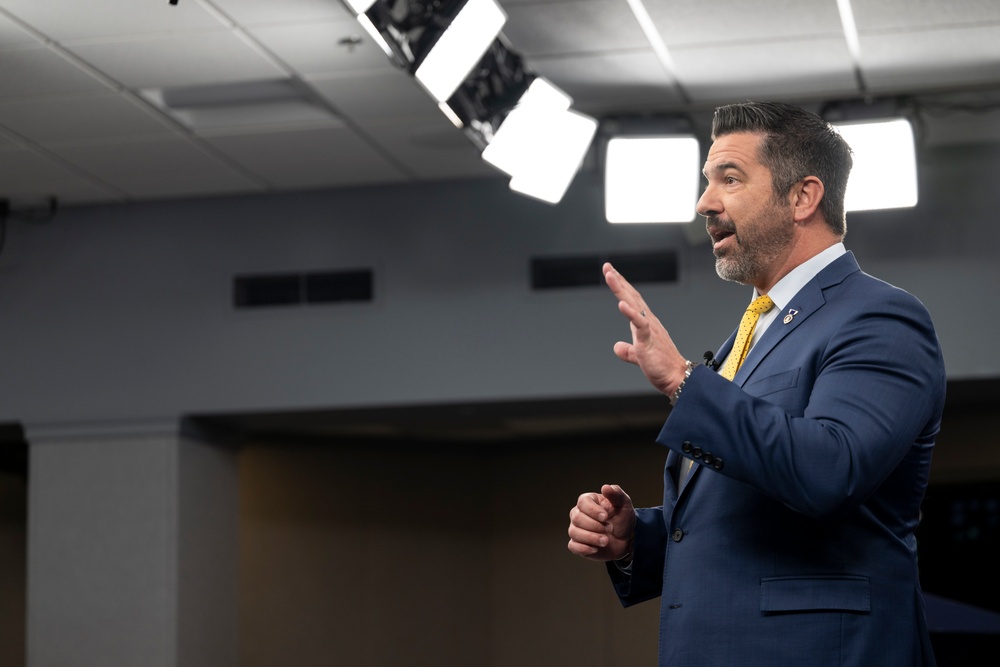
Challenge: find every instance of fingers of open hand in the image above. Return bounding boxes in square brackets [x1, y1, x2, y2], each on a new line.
[605, 264, 648, 312]
[603, 262, 634, 296]
[618, 299, 652, 334]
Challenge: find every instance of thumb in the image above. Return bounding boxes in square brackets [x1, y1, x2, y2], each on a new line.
[601, 484, 630, 509]
[613, 341, 636, 364]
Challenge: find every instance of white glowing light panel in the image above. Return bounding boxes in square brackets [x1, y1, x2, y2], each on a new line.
[507, 110, 598, 204]
[835, 118, 918, 212]
[482, 79, 597, 204]
[605, 136, 700, 223]
[482, 78, 572, 176]
[414, 0, 506, 103]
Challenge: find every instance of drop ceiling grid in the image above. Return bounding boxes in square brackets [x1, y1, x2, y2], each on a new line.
[0, 0, 225, 42]
[202, 125, 414, 189]
[45, 134, 266, 197]
[1, 0, 1000, 207]
[0, 144, 125, 203]
[0, 93, 176, 145]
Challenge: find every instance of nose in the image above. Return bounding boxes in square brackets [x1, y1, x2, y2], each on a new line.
[696, 184, 719, 218]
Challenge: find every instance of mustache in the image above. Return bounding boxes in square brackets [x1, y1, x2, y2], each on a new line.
[706, 215, 735, 234]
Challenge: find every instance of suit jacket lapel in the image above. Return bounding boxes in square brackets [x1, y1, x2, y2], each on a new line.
[664, 450, 680, 506]
[733, 252, 861, 385]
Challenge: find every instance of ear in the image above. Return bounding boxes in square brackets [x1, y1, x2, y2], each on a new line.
[789, 176, 825, 224]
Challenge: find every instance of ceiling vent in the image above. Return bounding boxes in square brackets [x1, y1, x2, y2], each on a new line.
[141, 78, 341, 132]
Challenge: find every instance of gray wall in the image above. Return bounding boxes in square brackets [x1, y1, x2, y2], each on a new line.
[1, 142, 997, 429]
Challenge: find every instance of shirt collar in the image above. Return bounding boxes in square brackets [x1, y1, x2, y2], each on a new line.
[755, 242, 847, 311]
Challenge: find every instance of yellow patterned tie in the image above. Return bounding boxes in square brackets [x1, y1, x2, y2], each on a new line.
[719, 295, 774, 381]
[679, 294, 775, 489]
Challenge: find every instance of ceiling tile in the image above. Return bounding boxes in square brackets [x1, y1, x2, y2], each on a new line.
[673, 37, 859, 104]
[106, 170, 263, 202]
[852, 0, 1000, 32]
[46, 135, 263, 199]
[0, 93, 174, 144]
[64, 30, 287, 90]
[502, 0, 646, 57]
[649, 0, 844, 47]
[211, 0, 353, 26]
[309, 70, 440, 125]
[202, 125, 412, 188]
[0, 129, 19, 149]
[0, 0, 223, 41]
[0, 145, 123, 204]
[530, 51, 685, 111]
[250, 17, 399, 76]
[0, 9, 38, 46]
[361, 117, 498, 181]
[861, 26, 1000, 92]
[0, 45, 112, 100]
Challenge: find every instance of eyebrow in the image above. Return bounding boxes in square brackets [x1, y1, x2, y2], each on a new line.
[702, 161, 746, 179]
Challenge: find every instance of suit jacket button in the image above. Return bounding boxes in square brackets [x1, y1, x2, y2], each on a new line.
[671, 529, 684, 542]
[682, 441, 693, 453]
[692, 447, 703, 459]
[713, 457, 724, 470]
[703, 453, 715, 465]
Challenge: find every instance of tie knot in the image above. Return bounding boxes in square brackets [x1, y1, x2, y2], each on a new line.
[747, 295, 774, 315]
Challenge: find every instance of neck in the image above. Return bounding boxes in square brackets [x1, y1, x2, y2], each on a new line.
[753, 232, 840, 294]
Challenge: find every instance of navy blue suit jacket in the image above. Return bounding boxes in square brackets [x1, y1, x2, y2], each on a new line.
[609, 252, 945, 666]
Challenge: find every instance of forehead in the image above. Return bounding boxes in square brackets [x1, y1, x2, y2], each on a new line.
[703, 132, 766, 176]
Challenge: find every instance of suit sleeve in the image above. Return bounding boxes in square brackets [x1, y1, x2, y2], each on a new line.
[606, 507, 668, 607]
[657, 289, 945, 520]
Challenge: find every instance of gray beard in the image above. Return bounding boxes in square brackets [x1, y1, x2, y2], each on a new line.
[715, 251, 758, 285]
[713, 221, 794, 286]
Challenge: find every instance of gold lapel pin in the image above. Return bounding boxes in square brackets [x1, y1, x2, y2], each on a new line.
[783, 309, 799, 325]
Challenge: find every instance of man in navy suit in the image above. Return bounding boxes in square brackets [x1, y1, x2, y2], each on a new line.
[567, 102, 944, 666]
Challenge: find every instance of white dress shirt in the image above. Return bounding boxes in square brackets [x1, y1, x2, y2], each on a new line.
[748, 242, 847, 350]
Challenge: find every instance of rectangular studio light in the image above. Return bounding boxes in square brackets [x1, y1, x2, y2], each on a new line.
[605, 136, 700, 223]
[507, 110, 598, 204]
[414, 0, 507, 103]
[482, 78, 597, 204]
[834, 118, 918, 211]
[482, 78, 572, 175]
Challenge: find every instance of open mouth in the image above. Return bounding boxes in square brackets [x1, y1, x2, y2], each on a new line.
[708, 226, 735, 246]
[710, 229, 733, 243]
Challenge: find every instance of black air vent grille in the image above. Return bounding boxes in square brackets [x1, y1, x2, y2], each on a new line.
[234, 269, 373, 308]
[531, 250, 677, 290]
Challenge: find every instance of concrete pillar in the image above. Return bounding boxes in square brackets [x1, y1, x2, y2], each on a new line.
[25, 421, 237, 667]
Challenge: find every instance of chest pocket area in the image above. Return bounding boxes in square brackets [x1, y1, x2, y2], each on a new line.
[760, 575, 871, 614]
[745, 367, 800, 397]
